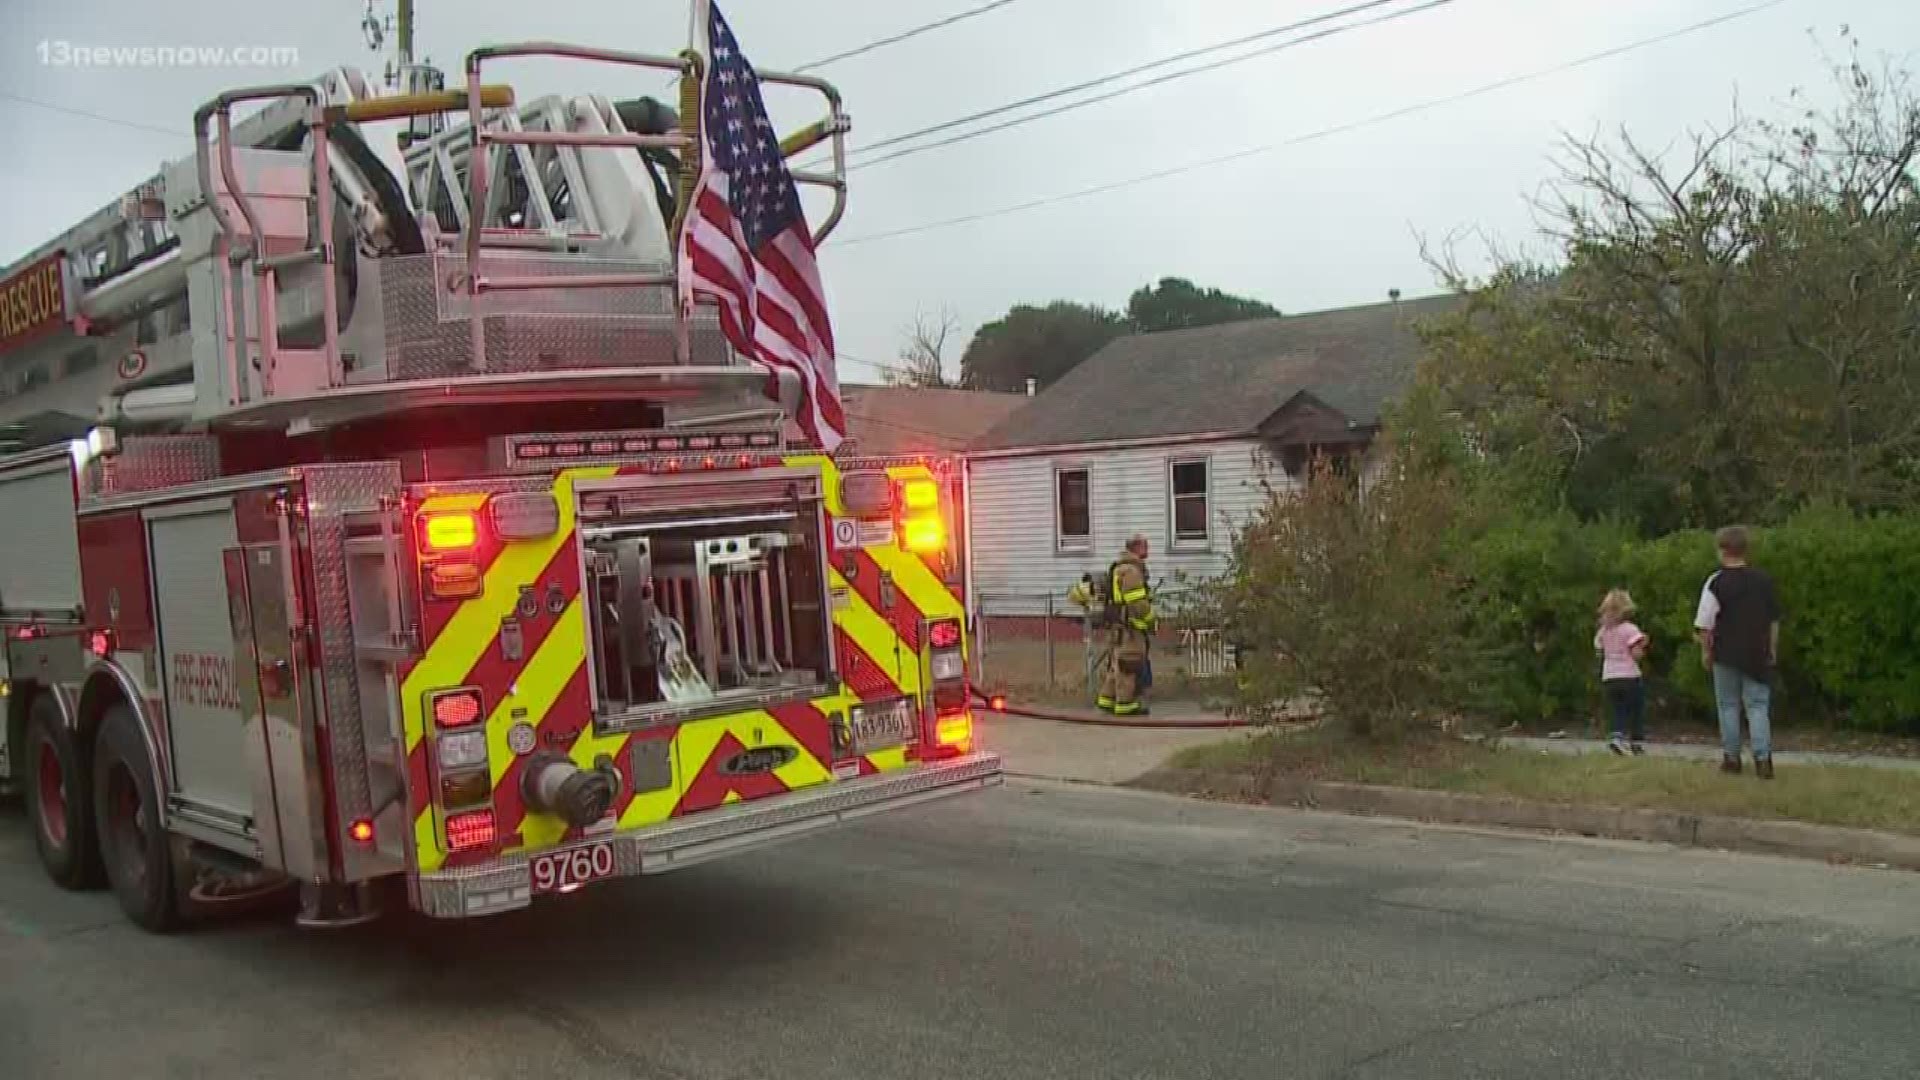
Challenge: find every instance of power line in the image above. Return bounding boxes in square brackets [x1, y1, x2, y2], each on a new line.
[793, 0, 1028, 74]
[838, 351, 916, 377]
[851, 0, 1457, 172]
[843, 0, 1428, 162]
[831, 0, 1793, 248]
[0, 90, 183, 137]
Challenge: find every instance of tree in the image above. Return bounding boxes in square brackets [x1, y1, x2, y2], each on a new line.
[1125, 276, 1280, 333]
[886, 307, 958, 388]
[1419, 45, 1920, 533]
[958, 301, 1125, 393]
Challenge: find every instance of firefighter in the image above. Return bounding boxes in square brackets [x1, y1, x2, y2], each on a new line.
[1097, 534, 1156, 715]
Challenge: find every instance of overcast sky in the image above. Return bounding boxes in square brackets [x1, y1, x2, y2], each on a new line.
[3, 0, 1917, 384]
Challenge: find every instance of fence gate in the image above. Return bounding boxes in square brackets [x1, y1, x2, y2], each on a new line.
[1182, 628, 1230, 679]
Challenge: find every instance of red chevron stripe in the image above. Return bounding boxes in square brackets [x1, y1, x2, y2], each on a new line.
[843, 549, 924, 651]
[490, 663, 592, 843]
[453, 536, 582, 725]
[834, 626, 901, 701]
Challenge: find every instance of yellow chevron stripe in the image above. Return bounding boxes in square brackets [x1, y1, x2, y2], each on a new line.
[830, 565, 922, 696]
[412, 593, 592, 866]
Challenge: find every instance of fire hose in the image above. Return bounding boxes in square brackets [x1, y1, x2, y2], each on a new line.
[970, 687, 1253, 730]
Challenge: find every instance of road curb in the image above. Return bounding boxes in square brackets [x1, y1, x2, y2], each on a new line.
[1131, 767, 1920, 871]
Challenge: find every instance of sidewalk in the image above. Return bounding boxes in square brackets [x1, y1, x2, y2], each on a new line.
[1502, 736, 1920, 772]
[978, 707, 1249, 784]
[980, 701, 1920, 786]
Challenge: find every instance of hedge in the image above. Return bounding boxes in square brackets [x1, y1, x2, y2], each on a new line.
[1459, 505, 1920, 734]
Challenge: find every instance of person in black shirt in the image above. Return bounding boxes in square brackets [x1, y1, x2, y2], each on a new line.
[1693, 526, 1782, 778]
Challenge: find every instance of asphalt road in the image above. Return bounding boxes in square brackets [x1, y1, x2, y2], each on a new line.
[2, 781, 1916, 1080]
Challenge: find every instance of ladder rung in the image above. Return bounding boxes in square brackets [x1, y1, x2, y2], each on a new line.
[474, 272, 674, 292]
[479, 130, 687, 151]
[258, 248, 325, 272]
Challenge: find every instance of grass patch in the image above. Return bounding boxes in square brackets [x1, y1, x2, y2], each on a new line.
[1169, 728, 1920, 835]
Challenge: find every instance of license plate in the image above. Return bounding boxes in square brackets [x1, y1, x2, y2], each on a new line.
[530, 841, 616, 895]
[852, 697, 917, 754]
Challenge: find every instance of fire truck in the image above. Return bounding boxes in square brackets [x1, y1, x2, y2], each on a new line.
[0, 24, 1000, 931]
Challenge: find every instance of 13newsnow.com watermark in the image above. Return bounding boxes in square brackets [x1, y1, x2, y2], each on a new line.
[37, 40, 301, 69]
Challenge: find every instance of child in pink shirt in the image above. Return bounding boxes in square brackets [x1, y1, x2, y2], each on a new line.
[1595, 589, 1650, 755]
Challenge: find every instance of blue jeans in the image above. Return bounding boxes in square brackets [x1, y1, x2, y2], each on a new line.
[1711, 664, 1772, 760]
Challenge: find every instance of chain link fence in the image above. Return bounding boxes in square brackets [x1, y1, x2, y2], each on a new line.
[970, 587, 1234, 707]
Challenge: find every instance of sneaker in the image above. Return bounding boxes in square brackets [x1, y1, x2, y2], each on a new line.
[1630, 742, 1647, 756]
[1755, 757, 1775, 780]
[1608, 736, 1629, 756]
[1720, 754, 1743, 775]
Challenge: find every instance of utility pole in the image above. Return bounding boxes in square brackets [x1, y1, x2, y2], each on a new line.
[396, 0, 414, 74]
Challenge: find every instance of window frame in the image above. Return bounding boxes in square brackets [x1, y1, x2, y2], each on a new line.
[1053, 465, 1093, 554]
[1168, 456, 1212, 551]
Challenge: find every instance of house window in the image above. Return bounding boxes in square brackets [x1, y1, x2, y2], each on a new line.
[1055, 467, 1091, 552]
[1170, 458, 1210, 547]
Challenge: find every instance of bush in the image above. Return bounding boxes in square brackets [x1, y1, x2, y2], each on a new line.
[1463, 505, 1920, 733]
[1205, 454, 1484, 741]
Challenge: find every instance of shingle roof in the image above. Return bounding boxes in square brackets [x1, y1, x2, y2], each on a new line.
[969, 292, 1460, 452]
[840, 386, 1030, 454]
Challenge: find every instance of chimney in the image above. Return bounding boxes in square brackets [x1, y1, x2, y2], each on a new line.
[1024, 377, 1037, 397]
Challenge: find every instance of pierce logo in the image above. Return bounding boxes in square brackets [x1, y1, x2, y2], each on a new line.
[719, 745, 798, 776]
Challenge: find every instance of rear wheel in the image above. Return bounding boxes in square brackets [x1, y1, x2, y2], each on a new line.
[23, 693, 103, 889]
[92, 704, 179, 932]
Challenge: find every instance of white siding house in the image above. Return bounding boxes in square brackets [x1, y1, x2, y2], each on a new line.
[968, 437, 1290, 615]
[965, 294, 1456, 619]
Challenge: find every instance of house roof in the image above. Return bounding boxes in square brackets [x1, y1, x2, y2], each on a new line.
[839, 385, 1030, 454]
[969, 292, 1461, 452]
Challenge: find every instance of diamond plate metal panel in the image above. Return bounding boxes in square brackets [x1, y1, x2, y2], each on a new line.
[297, 462, 406, 882]
[378, 252, 736, 381]
[82, 435, 221, 500]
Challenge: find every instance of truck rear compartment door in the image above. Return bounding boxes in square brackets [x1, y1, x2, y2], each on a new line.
[150, 499, 257, 834]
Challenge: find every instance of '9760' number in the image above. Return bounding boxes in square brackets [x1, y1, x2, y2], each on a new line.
[530, 842, 615, 894]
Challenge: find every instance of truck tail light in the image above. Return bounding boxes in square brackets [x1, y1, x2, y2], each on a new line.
[902, 514, 946, 553]
[429, 562, 483, 599]
[436, 729, 490, 771]
[933, 712, 972, 751]
[440, 769, 491, 808]
[421, 510, 479, 552]
[925, 617, 969, 752]
[445, 809, 496, 853]
[418, 504, 487, 599]
[901, 479, 940, 512]
[895, 477, 948, 554]
[349, 818, 376, 845]
[430, 687, 484, 728]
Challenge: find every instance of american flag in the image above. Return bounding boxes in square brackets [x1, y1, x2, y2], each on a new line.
[679, 3, 846, 450]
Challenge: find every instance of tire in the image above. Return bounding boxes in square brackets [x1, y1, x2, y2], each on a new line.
[91, 704, 179, 932]
[22, 693, 104, 890]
